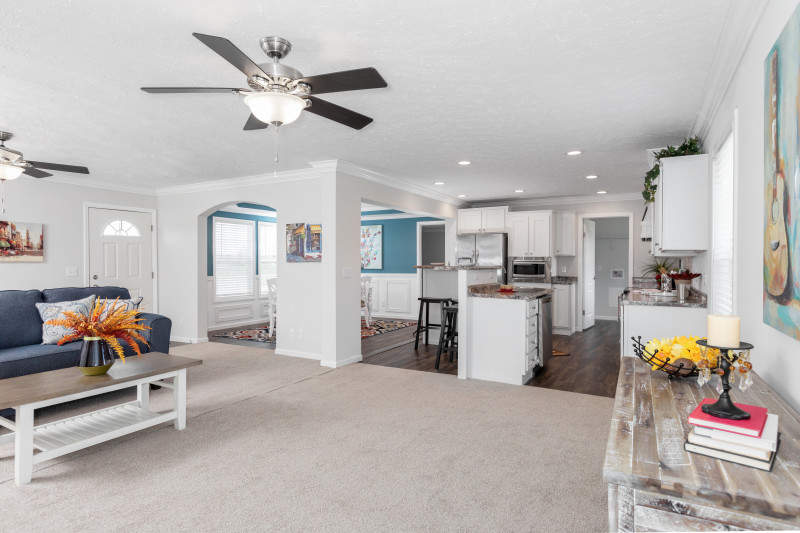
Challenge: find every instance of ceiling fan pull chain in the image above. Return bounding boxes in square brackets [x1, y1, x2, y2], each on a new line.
[273, 124, 280, 178]
[1, 179, 6, 214]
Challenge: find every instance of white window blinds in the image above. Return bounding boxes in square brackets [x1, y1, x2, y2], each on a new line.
[214, 218, 255, 298]
[712, 132, 734, 315]
[258, 221, 278, 296]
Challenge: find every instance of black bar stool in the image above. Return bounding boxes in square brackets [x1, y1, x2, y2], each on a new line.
[413, 297, 454, 348]
[436, 304, 458, 370]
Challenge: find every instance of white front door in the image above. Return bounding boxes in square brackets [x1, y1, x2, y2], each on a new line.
[583, 219, 596, 329]
[88, 208, 154, 309]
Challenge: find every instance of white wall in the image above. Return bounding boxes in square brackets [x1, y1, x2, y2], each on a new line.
[0, 178, 155, 292]
[698, 0, 800, 411]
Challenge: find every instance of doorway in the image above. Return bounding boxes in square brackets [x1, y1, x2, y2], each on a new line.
[581, 216, 632, 327]
[87, 206, 155, 309]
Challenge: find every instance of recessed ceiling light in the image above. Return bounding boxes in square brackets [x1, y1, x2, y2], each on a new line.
[585, 175, 598, 179]
[597, 190, 607, 194]
[434, 181, 446, 185]
[458, 160, 471, 166]
[515, 189, 525, 193]
[457, 194, 467, 198]
[566, 150, 582, 156]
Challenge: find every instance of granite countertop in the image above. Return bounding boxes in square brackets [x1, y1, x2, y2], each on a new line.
[619, 288, 707, 308]
[469, 283, 552, 301]
[551, 276, 577, 285]
[414, 264, 502, 271]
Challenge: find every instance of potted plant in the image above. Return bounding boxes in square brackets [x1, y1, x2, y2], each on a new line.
[46, 298, 151, 375]
[642, 137, 703, 202]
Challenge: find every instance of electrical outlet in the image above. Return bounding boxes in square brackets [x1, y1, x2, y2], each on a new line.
[65, 266, 78, 277]
[298, 328, 304, 340]
[289, 328, 296, 338]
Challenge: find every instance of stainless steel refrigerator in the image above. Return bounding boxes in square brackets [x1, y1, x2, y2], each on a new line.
[456, 233, 508, 283]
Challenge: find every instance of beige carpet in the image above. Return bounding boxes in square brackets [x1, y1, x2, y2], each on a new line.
[0, 343, 614, 532]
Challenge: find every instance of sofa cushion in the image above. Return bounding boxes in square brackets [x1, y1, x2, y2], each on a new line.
[0, 290, 45, 350]
[35, 295, 96, 344]
[42, 286, 131, 303]
[0, 343, 83, 380]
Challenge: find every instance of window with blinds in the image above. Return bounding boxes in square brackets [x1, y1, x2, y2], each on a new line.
[214, 218, 255, 298]
[711, 132, 735, 314]
[258, 221, 278, 296]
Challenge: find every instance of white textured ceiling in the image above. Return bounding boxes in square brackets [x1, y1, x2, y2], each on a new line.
[1, 0, 730, 202]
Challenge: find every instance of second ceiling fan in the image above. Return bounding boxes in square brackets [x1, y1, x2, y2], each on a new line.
[142, 33, 387, 130]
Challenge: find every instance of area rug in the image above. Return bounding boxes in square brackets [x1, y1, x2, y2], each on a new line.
[213, 327, 275, 343]
[361, 319, 416, 339]
[553, 349, 570, 356]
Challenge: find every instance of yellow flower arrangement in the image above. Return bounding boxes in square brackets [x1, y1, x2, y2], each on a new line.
[45, 298, 151, 362]
[643, 335, 719, 372]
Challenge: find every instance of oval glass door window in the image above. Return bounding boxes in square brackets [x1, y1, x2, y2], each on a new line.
[102, 220, 141, 237]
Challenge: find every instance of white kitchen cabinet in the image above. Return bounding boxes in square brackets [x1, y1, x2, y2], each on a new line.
[552, 283, 575, 335]
[457, 207, 507, 234]
[651, 154, 709, 256]
[507, 211, 552, 257]
[620, 303, 708, 357]
[554, 211, 576, 256]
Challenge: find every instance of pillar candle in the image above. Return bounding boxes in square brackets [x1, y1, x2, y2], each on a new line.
[707, 315, 740, 348]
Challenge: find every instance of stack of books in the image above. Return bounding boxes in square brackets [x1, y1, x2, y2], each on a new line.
[685, 398, 780, 471]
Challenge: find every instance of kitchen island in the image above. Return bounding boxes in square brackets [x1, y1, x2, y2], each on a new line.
[619, 288, 707, 357]
[466, 284, 552, 385]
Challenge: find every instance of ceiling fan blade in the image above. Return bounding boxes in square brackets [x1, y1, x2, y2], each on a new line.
[305, 97, 373, 130]
[298, 68, 387, 95]
[192, 33, 268, 80]
[141, 87, 244, 94]
[22, 167, 53, 179]
[27, 161, 90, 174]
[243, 114, 269, 131]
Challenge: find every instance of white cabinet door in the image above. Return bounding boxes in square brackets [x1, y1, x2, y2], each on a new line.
[482, 207, 507, 233]
[652, 154, 709, 255]
[458, 209, 483, 234]
[555, 212, 576, 256]
[553, 285, 571, 329]
[508, 214, 530, 257]
[530, 212, 551, 257]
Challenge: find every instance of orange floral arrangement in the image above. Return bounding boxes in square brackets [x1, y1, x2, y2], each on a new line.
[46, 298, 151, 362]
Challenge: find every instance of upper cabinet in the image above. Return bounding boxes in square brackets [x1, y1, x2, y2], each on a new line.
[457, 207, 507, 234]
[554, 211, 576, 256]
[508, 211, 552, 257]
[651, 154, 709, 256]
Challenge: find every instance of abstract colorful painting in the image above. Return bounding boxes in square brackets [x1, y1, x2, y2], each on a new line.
[360, 225, 383, 269]
[286, 223, 322, 263]
[0, 220, 43, 262]
[764, 5, 800, 340]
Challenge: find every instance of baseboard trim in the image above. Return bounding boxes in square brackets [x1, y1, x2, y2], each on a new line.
[370, 313, 418, 321]
[275, 348, 321, 361]
[170, 336, 209, 344]
[595, 316, 618, 321]
[320, 354, 363, 368]
[467, 373, 525, 386]
[207, 319, 268, 332]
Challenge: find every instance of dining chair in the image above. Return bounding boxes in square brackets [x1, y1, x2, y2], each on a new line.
[266, 278, 277, 335]
[360, 276, 373, 328]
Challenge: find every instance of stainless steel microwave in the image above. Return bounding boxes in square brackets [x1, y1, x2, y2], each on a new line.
[510, 257, 550, 282]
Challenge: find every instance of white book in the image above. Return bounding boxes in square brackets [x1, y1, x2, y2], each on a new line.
[687, 429, 772, 461]
[684, 440, 779, 472]
[693, 413, 778, 452]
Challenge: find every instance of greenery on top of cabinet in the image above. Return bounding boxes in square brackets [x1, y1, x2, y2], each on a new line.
[642, 137, 702, 202]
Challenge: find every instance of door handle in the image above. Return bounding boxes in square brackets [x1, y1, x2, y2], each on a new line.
[92, 274, 98, 280]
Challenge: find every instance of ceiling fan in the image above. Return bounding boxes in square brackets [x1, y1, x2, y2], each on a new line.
[142, 33, 387, 130]
[0, 132, 90, 181]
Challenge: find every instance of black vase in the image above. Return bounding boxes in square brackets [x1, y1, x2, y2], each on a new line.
[79, 337, 115, 376]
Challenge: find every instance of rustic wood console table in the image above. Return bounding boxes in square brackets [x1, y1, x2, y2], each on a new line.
[603, 357, 800, 531]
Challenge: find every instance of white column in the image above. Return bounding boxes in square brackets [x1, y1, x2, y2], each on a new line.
[14, 404, 34, 486]
[137, 382, 150, 410]
[173, 370, 187, 430]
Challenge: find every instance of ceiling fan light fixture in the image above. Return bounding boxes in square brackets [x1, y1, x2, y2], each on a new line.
[0, 163, 24, 180]
[244, 92, 306, 126]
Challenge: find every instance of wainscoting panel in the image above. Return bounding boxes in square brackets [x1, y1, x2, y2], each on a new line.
[208, 276, 272, 331]
[386, 280, 411, 313]
[364, 273, 419, 321]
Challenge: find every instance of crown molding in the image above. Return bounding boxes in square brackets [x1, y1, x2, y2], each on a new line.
[155, 164, 329, 196]
[690, 1, 769, 141]
[43, 175, 157, 196]
[335, 160, 465, 207]
[468, 192, 642, 209]
[360, 213, 439, 221]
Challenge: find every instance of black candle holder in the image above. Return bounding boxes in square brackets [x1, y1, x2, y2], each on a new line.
[696, 339, 754, 420]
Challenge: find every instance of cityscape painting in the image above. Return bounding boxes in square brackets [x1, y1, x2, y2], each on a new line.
[0, 220, 44, 262]
[286, 223, 322, 263]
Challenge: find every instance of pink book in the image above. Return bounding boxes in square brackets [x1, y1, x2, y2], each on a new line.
[688, 398, 769, 438]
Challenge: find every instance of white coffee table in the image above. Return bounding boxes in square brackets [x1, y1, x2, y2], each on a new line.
[0, 352, 202, 485]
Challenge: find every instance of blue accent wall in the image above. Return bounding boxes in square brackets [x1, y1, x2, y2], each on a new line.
[361, 217, 441, 274]
[207, 211, 277, 276]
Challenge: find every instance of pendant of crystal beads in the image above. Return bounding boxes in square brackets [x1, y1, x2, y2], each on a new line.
[715, 374, 724, 395]
[746, 373, 753, 388]
[739, 373, 748, 391]
[697, 370, 706, 386]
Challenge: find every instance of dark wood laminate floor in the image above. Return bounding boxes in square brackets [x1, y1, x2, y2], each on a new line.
[361, 323, 457, 375]
[528, 319, 620, 398]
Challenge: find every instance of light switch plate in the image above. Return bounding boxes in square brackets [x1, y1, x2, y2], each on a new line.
[342, 268, 352, 278]
[65, 267, 78, 277]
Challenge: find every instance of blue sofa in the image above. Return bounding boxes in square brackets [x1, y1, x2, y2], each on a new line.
[0, 286, 172, 382]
